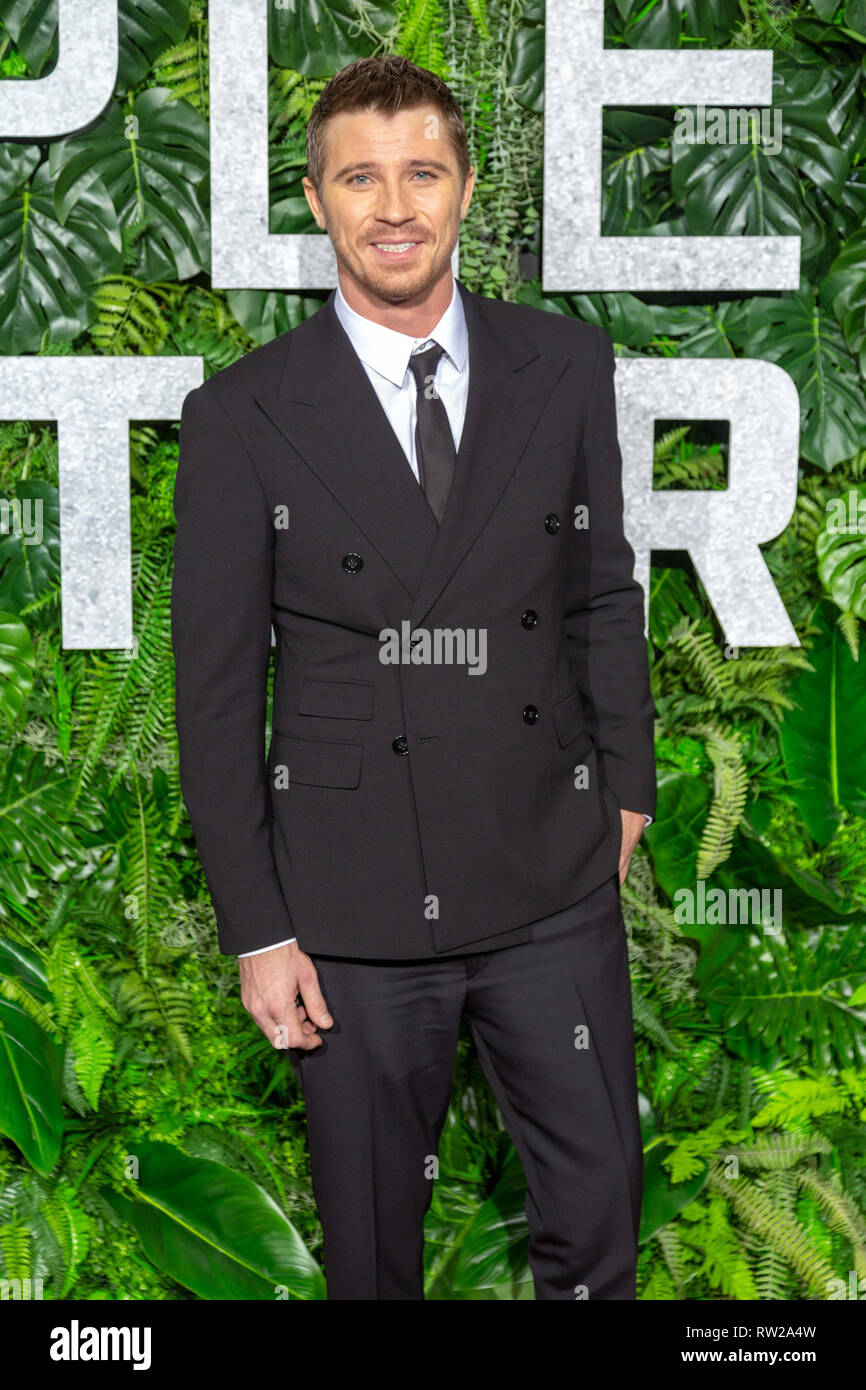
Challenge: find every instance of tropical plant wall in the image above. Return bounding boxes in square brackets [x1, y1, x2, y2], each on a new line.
[1, 0, 866, 1302]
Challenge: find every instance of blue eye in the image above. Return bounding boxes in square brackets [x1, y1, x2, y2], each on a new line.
[348, 170, 436, 185]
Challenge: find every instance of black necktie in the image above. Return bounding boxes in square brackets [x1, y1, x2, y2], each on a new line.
[407, 342, 456, 524]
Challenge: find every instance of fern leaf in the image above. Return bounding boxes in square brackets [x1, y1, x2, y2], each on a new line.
[691, 724, 749, 877]
[0, 1215, 32, 1280]
[70, 1017, 116, 1111]
[36, 1179, 92, 1297]
[708, 1166, 838, 1297]
[795, 1167, 866, 1277]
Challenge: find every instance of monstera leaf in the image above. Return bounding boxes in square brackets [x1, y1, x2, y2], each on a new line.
[0, 613, 34, 723]
[0, 997, 64, 1176]
[645, 300, 751, 357]
[49, 89, 209, 282]
[612, 0, 740, 46]
[645, 762, 857, 931]
[0, 481, 61, 621]
[816, 481, 866, 620]
[822, 228, 866, 374]
[0, 155, 121, 353]
[268, 0, 396, 78]
[0, 933, 51, 1003]
[0, 747, 101, 908]
[4, 0, 190, 87]
[117, 0, 191, 89]
[572, 291, 659, 346]
[0, 142, 40, 198]
[430, 1144, 532, 1295]
[422, 1100, 534, 1298]
[775, 57, 866, 247]
[226, 289, 324, 345]
[507, 0, 544, 113]
[643, 770, 712, 905]
[739, 289, 866, 470]
[671, 56, 849, 263]
[0, 0, 57, 73]
[672, 123, 807, 239]
[604, 110, 673, 234]
[104, 1140, 326, 1300]
[844, 0, 866, 34]
[779, 602, 866, 843]
[717, 810, 858, 929]
[514, 284, 658, 347]
[694, 919, 866, 1071]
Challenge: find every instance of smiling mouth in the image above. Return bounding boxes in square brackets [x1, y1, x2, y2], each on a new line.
[370, 241, 423, 255]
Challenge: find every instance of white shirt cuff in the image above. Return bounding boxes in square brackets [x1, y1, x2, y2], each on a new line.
[238, 937, 296, 957]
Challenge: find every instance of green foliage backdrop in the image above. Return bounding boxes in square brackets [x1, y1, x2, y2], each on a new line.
[1, 0, 866, 1301]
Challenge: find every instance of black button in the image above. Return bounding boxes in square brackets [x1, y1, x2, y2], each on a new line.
[392, 734, 409, 755]
[341, 552, 363, 573]
[544, 513, 560, 534]
[521, 609, 538, 629]
[522, 705, 539, 725]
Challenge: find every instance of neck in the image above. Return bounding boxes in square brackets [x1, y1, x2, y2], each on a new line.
[337, 266, 454, 338]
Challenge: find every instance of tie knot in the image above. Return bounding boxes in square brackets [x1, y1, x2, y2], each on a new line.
[408, 341, 446, 390]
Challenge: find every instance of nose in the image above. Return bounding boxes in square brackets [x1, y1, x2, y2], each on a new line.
[372, 173, 418, 226]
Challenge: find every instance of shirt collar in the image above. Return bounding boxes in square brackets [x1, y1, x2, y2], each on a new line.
[333, 275, 467, 388]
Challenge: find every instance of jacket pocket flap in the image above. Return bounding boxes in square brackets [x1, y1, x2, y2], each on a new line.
[270, 734, 363, 788]
[551, 686, 591, 750]
[298, 678, 374, 720]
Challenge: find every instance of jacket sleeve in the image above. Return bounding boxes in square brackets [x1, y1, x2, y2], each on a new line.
[171, 383, 297, 954]
[564, 325, 657, 819]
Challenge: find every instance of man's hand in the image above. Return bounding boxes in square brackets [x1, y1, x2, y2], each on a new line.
[618, 808, 646, 885]
[239, 942, 333, 1051]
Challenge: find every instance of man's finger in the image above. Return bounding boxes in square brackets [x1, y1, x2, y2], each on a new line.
[255, 1005, 322, 1051]
[295, 1003, 319, 1036]
[297, 971, 333, 1028]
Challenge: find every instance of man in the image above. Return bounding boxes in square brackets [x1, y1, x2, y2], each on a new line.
[171, 53, 656, 1301]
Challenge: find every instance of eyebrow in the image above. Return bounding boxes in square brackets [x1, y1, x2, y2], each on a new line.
[331, 158, 454, 181]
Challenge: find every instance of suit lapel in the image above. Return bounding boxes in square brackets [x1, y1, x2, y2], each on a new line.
[254, 279, 569, 622]
[255, 287, 438, 600]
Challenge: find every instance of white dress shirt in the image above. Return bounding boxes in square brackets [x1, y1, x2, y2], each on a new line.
[239, 279, 651, 956]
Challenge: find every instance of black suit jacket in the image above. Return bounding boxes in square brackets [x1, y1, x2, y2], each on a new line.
[170, 279, 657, 957]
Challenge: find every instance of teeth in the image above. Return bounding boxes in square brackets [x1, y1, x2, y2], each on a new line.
[375, 242, 416, 252]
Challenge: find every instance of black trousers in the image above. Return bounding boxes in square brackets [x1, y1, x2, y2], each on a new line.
[289, 873, 642, 1300]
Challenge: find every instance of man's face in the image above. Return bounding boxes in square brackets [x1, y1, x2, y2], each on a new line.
[303, 105, 474, 305]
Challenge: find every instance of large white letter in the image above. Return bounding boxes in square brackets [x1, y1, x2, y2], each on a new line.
[0, 0, 117, 137]
[617, 357, 800, 646]
[0, 357, 203, 647]
[543, 0, 800, 290]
